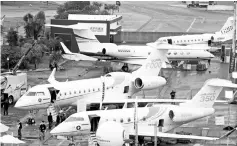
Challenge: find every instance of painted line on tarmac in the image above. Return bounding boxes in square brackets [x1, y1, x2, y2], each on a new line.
[186, 17, 197, 32]
[57, 139, 66, 146]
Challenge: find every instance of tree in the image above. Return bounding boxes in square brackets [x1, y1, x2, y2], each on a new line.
[6, 27, 18, 46]
[1, 45, 28, 69]
[22, 42, 43, 69]
[23, 11, 45, 40]
[92, 2, 102, 9]
[54, 1, 111, 19]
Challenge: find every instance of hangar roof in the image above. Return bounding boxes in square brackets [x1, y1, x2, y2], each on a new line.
[68, 14, 122, 22]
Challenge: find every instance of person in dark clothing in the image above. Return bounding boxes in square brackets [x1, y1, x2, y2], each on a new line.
[3, 99, 9, 116]
[170, 90, 176, 105]
[170, 90, 176, 99]
[55, 114, 60, 126]
[48, 113, 53, 130]
[208, 59, 211, 65]
[39, 121, 46, 140]
[18, 120, 22, 140]
[54, 62, 58, 71]
[61, 113, 66, 122]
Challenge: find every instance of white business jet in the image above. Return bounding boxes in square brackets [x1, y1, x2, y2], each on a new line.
[156, 16, 234, 46]
[50, 78, 237, 145]
[14, 43, 171, 110]
[45, 24, 214, 71]
[61, 41, 214, 70]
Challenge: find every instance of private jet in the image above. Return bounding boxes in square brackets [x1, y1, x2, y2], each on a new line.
[50, 78, 237, 146]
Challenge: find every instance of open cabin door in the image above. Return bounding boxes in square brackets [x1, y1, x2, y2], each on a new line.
[48, 87, 60, 103]
[167, 39, 172, 44]
[88, 115, 100, 132]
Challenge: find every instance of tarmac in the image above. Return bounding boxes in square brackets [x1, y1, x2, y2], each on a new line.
[1, 1, 237, 146]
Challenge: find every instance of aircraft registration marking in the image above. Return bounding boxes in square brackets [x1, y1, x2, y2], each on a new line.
[200, 93, 215, 102]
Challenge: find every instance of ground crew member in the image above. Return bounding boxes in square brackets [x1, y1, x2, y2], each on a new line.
[170, 90, 176, 105]
[18, 120, 22, 140]
[48, 113, 53, 130]
[39, 121, 46, 140]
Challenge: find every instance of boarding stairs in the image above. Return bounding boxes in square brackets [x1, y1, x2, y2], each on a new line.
[178, 61, 185, 67]
[47, 101, 61, 122]
[88, 132, 98, 146]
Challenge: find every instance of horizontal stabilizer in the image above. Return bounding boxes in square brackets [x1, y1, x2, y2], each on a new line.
[45, 24, 88, 30]
[45, 23, 98, 40]
[207, 79, 237, 88]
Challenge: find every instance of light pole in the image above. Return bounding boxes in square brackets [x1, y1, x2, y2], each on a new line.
[7, 56, 9, 72]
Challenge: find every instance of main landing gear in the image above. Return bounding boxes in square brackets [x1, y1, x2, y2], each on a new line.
[68, 136, 75, 146]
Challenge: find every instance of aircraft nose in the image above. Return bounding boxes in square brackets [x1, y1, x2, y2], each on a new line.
[210, 53, 215, 58]
[50, 122, 68, 135]
[14, 98, 25, 109]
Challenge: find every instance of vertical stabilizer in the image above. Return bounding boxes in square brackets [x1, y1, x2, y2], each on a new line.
[181, 79, 237, 108]
[132, 44, 168, 76]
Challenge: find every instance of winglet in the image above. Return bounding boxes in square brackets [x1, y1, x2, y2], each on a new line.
[219, 126, 237, 139]
[48, 68, 58, 84]
[60, 42, 73, 54]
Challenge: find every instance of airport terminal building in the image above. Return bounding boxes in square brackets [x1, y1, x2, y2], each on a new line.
[50, 14, 122, 53]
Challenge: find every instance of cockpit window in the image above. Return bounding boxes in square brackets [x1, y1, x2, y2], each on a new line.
[26, 92, 36, 96]
[64, 116, 84, 122]
[36, 92, 45, 96]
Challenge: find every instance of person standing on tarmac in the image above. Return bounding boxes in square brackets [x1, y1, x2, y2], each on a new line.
[61, 113, 66, 122]
[55, 114, 60, 126]
[39, 121, 46, 141]
[3, 98, 9, 116]
[48, 113, 53, 130]
[18, 120, 22, 140]
[170, 90, 176, 105]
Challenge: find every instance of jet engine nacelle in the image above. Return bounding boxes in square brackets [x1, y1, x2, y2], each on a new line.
[168, 107, 215, 123]
[101, 44, 133, 58]
[104, 72, 130, 86]
[134, 76, 166, 90]
[96, 121, 125, 146]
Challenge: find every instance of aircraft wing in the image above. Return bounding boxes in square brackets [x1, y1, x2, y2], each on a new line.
[128, 131, 219, 141]
[80, 98, 229, 104]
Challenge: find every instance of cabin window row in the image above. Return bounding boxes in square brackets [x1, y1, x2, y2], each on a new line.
[167, 52, 190, 55]
[105, 116, 146, 123]
[58, 87, 113, 96]
[173, 39, 204, 43]
[161, 39, 205, 43]
[118, 50, 130, 52]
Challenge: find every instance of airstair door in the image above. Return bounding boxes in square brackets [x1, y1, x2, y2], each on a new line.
[89, 115, 101, 132]
[208, 40, 212, 46]
[48, 87, 59, 103]
[167, 39, 172, 44]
